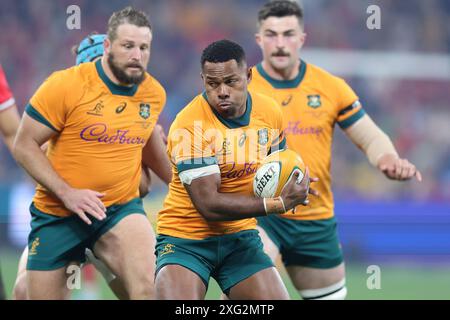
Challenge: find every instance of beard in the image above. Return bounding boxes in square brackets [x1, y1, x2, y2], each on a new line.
[107, 53, 146, 85]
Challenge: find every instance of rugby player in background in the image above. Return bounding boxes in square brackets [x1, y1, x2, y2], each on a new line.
[13, 7, 171, 299]
[249, 1, 421, 300]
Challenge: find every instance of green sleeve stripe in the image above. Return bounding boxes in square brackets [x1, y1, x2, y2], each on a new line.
[279, 137, 287, 149]
[271, 131, 283, 145]
[270, 137, 286, 149]
[338, 100, 361, 116]
[338, 108, 366, 129]
[338, 104, 354, 116]
[176, 157, 218, 173]
[25, 103, 60, 132]
[269, 137, 287, 155]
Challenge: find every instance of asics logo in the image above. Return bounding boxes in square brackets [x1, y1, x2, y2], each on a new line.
[281, 95, 293, 106]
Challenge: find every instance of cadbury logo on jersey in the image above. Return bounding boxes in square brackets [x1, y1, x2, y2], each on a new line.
[224, 161, 258, 179]
[285, 121, 323, 137]
[80, 123, 146, 145]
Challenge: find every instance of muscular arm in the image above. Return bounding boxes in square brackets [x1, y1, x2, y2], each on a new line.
[142, 125, 172, 184]
[185, 173, 266, 222]
[184, 167, 312, 222]
[0, 105, 20, 153]
[13, 113, 68, 195]
[13, 114, 106, 223]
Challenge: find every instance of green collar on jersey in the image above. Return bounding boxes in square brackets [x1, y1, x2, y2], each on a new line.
[95, 59, 138, 96]
[202, 91, 252, 129]
[256, 60, 307, 89]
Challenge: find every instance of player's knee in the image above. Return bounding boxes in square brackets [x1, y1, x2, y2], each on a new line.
[128, 286, 154, 300]
[299, 279, 347, 300]
[127, 272, 155, 299]
[13, 274, 28, 300]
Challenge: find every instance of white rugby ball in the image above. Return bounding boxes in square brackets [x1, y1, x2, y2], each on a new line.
[253, 149, 305, 198]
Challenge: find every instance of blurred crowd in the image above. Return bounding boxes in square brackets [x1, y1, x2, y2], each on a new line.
[0, 0, 449, 201]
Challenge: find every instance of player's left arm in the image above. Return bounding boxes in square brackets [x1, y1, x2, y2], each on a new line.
[141, 124, 172, 185]
[0, 104, 20, 153]
[344, 114, 421, 181]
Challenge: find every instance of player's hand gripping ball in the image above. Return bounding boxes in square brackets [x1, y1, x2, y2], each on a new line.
[253, 149, 306, 198]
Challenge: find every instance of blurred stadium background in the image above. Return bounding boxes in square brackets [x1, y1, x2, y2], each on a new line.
[0, 0, 449, 299]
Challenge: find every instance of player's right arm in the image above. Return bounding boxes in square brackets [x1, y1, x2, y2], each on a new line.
[13, 114, 106, 224]
[13, 70, 107, 224]
[184, 167, 312, 222]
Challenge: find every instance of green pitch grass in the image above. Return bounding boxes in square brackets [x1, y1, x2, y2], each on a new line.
[1, 248, 449, 299]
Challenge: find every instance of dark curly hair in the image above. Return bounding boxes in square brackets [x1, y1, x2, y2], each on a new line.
[258, 1, 304, 28]
[201, 39, 246, 68]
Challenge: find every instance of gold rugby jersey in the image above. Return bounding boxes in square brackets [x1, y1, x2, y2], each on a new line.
[158, 91, 286, 239]
[26, 60, 166, 216]
[250, 60, 363, 220]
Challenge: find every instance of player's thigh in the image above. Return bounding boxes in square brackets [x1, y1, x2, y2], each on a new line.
[220, 227, 279, 301]
[93, 213, 155, 283]
[215, 230, 284, 299]
[13, 246, 29, 300]
[286, 262, 346, 290]
[26, 205, 93, 299]
[154, 233, 216, 300]
[228, 267, 289, 300]
[155, 264, 207, 300]
[27, 262, 80, 300]
[256, 225, 280, 263]
[282, 217, 345, 290]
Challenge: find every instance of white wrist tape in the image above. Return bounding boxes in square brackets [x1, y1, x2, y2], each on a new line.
[263, 196, 286, 215]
